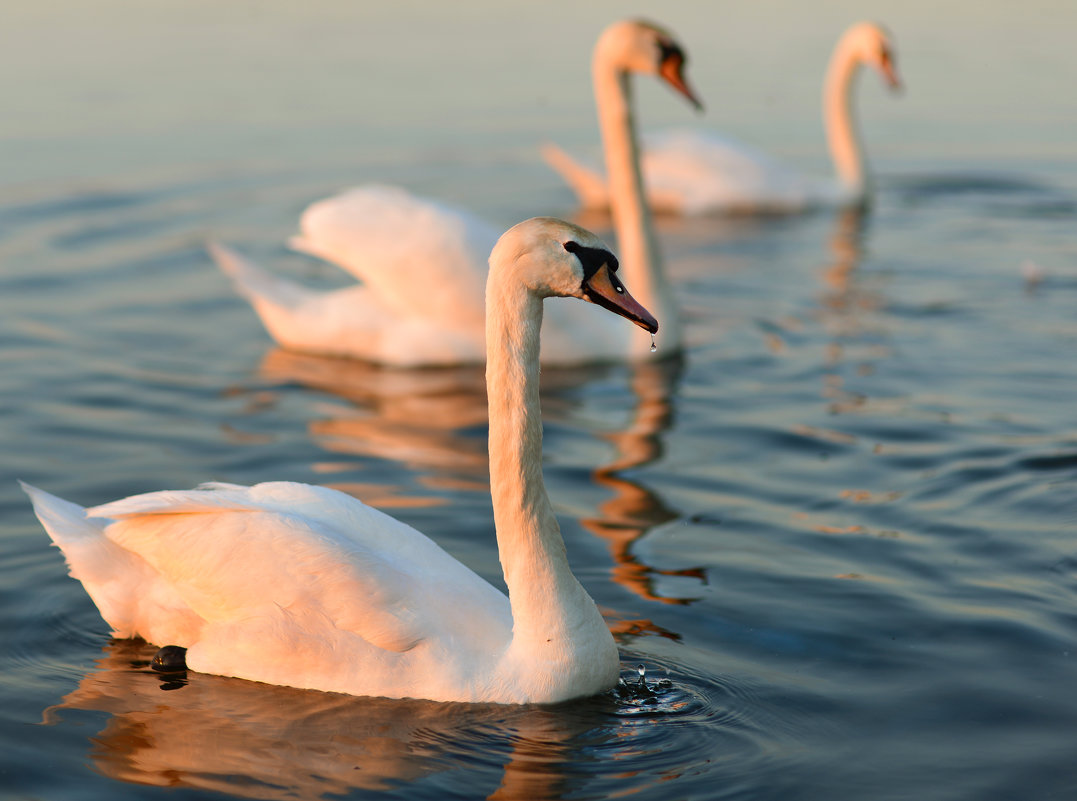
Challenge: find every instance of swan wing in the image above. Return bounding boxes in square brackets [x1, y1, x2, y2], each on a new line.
[288, 185, 495, 326]
[210, 243, 487, 365]
[89, 482, 502, 655]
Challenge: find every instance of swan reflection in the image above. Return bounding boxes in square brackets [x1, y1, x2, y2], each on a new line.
[45, 640, 626, 800]
[818, 207, 877, 325]
[581, 359, 705, 613]
[814, 207, 895, 417]
[259, 348, 490, 488]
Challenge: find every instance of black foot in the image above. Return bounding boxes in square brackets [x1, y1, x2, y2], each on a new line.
[151, 645, 188, 673]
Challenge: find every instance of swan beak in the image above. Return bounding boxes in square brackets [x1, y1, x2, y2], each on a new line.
[582, 264, 659, 334]
[879, 52, 902, 92]
[659, 52, 704, 111]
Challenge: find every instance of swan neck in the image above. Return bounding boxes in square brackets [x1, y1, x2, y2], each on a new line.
[593, 54, 680, 349]
[484, 273, 589, 644]
[823, 38, 868, 198]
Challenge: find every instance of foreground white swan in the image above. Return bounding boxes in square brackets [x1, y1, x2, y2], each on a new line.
[545, 21, 901, 214]
[211, 18, 698, 366]
[24, 217, 658, 704]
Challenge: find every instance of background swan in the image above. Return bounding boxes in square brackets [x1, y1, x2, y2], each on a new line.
[545, 21, 901, 215]
[23, 217, 658, 705]
[210, 18, 698, 366]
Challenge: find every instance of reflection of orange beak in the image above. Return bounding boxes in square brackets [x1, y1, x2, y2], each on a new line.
[583, 264, 659, 334]
[659, 54, 704, 111]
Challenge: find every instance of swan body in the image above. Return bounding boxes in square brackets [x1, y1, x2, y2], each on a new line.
[24, 216, 659, 705]
[212, 18, 698, 365]
[546, 21, 901, 214]
[211, 187, 493, 367]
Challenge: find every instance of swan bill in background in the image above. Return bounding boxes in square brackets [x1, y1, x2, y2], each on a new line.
[878, 40, 901, 90]
[655, 35, 703, 111]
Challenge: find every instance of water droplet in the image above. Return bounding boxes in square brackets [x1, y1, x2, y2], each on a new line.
[649, 334, 657, 353]
[637, 664, 646, 679]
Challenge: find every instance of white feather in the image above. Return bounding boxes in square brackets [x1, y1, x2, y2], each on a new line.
[24, 216, 644, 704]
[546, 21, 901, 215]
[211, 20, 694, 365]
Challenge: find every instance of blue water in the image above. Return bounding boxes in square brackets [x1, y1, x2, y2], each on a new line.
[3, 2, 1077, 799]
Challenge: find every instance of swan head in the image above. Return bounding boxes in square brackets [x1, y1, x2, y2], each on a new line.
[595, 19, 703, 111]
[843, 22, 901, 91]
[490, 217, 659, 334]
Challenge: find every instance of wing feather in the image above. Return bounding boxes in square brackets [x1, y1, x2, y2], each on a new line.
[288, 185, 495, 326]
[91, 482, 493, 654]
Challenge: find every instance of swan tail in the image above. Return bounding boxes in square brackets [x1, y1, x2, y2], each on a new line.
[20, 482, 159, 638]
[21, 482, 102, 547]
[209, 241, 315, 311]
[541, 143, 611, 210]
[208, 240, 347, 351]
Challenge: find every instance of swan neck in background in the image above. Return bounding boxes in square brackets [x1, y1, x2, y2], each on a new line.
[823, 36, 868, 199]
[484, 271, 591, 645]
[593, 57, 681, 352]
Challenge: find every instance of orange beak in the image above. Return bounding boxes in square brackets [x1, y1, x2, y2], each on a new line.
[659, 52, 704, 111]
[582, 263, 659, 334]
[879, 51, 902, 92]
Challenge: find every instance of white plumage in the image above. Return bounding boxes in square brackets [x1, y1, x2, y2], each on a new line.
[211, 19, 699, 365]
[210, 187, 492, 367]
[24, 216, 659, 704]
[546, 21, 902, 214]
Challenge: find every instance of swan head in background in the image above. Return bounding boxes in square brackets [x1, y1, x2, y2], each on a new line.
[821, 21, 903, 202]
[844, 21, 902, 92]
[594, 19, 703, 111]
[490, 217, 659, 334]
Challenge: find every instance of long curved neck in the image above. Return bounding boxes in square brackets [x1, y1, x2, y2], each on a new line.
[485, 273, 592, 646]
[593, 56, 681, 351]
[823, 39, 868, 200]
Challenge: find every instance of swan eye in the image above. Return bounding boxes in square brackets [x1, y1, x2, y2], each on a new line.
[564, 241, 619, 281]
[657, 40, 685, 68]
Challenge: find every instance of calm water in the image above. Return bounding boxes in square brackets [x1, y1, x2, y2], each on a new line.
[3, 2, 1077, 799]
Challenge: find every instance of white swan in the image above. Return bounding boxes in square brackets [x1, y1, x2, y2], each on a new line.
[545, 21, 901, 215]
[23, 216, 659, 704]
[210, 18, 698, 366]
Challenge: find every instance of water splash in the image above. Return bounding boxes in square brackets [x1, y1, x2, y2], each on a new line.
[613, 663, 678, 712]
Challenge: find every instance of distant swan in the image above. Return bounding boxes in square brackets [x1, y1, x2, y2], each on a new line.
[545, 21, 901, 214]
[24, 216, 658, 704]
[210, 18, 698, 366]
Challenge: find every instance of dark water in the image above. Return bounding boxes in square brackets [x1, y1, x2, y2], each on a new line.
[3, 2, 1077, 799]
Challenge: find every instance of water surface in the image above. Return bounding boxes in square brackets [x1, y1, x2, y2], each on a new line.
[2, 2, 1076, 799]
